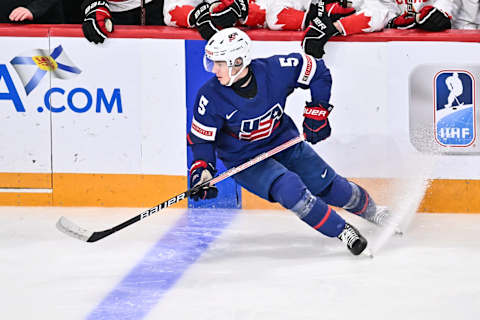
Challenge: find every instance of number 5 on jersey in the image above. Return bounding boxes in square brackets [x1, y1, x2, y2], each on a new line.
[279, 57, 299, 67]
[198, 95, 209, 115]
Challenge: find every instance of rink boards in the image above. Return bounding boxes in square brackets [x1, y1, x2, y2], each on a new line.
[0, 25, 479, 212]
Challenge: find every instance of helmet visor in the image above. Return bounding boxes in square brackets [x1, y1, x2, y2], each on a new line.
[203, 55, 215, 73]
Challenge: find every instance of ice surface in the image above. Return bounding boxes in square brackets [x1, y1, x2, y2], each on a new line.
[1, 206, 479, 320]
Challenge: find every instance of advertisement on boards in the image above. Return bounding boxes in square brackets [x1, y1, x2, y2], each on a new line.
[409, 64, 479, 155]
[0, 37, 52, 174]
[0, 37, 187, 176]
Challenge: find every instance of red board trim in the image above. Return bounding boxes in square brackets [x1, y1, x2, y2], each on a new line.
[0, 24, 479, 42]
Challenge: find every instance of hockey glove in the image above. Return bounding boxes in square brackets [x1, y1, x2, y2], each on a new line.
[189, 2, 220, 40]
[189, 160, 218, 201]
[211, 0, 249, 28]
[386, 12, 417, 29]
[302, 15, 339, 59]
[416, 6, 451, 31]
[303, 102, 333, 144]
[81, 0, 113, 44]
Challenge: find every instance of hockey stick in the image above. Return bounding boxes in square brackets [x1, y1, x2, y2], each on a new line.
[56, 135, 305, 242]
[140, 0, 146, 26]
[447, 82, 464, 110]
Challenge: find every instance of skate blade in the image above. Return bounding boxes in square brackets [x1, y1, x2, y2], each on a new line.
[362, 248, 374, 259]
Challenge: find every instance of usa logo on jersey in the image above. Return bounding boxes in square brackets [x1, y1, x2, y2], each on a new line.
[239, 104, 283, 141]
[434, 70, 476, 147]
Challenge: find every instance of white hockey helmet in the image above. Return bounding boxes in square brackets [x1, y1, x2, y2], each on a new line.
[203, 27, 252, 86]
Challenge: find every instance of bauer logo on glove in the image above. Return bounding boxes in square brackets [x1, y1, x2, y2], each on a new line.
[81, 0, 114, 44]
[302, 14, 338, 59]
[302, 102, 334, 144]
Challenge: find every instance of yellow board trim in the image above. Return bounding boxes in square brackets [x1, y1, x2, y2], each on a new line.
[52, 173, 188, 207]
[0, 173, 187, 207]
[0, 173, 51, 188]
[242, 178, 480, 213]
[0, 193, 52, 206]
[419, 179, 480, 213]
[0, 173, 479, 212]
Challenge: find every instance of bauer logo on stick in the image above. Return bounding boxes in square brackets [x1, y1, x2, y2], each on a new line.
[434, 70, 476, 147]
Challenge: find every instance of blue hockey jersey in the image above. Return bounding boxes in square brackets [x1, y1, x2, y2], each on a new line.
[188, 52, 332, 168]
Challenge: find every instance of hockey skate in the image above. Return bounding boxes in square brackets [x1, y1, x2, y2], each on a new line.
[363, 206, 403, 235]
[337, 223, 369, 256]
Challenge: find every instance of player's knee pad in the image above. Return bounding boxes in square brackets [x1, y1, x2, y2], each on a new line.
[269, 172, 306, 209]
[318, 175, 352, 207]
[343, 181, 376, 217]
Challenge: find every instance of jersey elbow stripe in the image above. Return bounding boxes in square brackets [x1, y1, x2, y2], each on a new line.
[187, 133, 194, 145]
[297, 53, 317, 85]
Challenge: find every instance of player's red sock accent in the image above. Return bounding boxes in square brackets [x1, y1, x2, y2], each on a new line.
[275, 7, 305, 30]
[336, 12, 371, 35]
[313, 206, 332, 230]
[353, 193, 369, 215]
[169, 5, 194, 27]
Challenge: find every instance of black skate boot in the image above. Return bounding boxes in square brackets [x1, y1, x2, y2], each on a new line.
[337, 223, 368, 256]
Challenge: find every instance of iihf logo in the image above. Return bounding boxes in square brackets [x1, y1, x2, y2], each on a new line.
[434, 70, 476, 147]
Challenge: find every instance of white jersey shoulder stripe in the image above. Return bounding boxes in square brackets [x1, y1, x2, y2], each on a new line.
[297, 53, 317, 86]
[191, 117, 217, 141]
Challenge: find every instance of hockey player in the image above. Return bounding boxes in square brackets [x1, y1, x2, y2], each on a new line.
[165, 0, 266, 40]
[187, 27, 391, 256]
[296, 0, 459, 58]
[80, 0, 165, 44]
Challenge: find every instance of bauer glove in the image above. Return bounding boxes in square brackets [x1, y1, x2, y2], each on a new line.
[189, 160, 218, 201]
[211, 0, 249, 28]
[81, 0, 113, 44]
[416, 6, 451, 31]
[302, 102, 333, 144]
[302, 13, 338, 59]
[386, 12, 417, 29]
[189, 2, 220, 40]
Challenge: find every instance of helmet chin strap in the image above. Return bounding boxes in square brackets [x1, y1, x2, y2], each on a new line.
[226, 64, 247, 87]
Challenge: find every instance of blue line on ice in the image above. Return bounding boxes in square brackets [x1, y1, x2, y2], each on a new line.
[86, 209, 237, 320]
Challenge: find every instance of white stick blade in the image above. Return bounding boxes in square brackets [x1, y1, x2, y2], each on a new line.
[56, 216, 93, 242]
